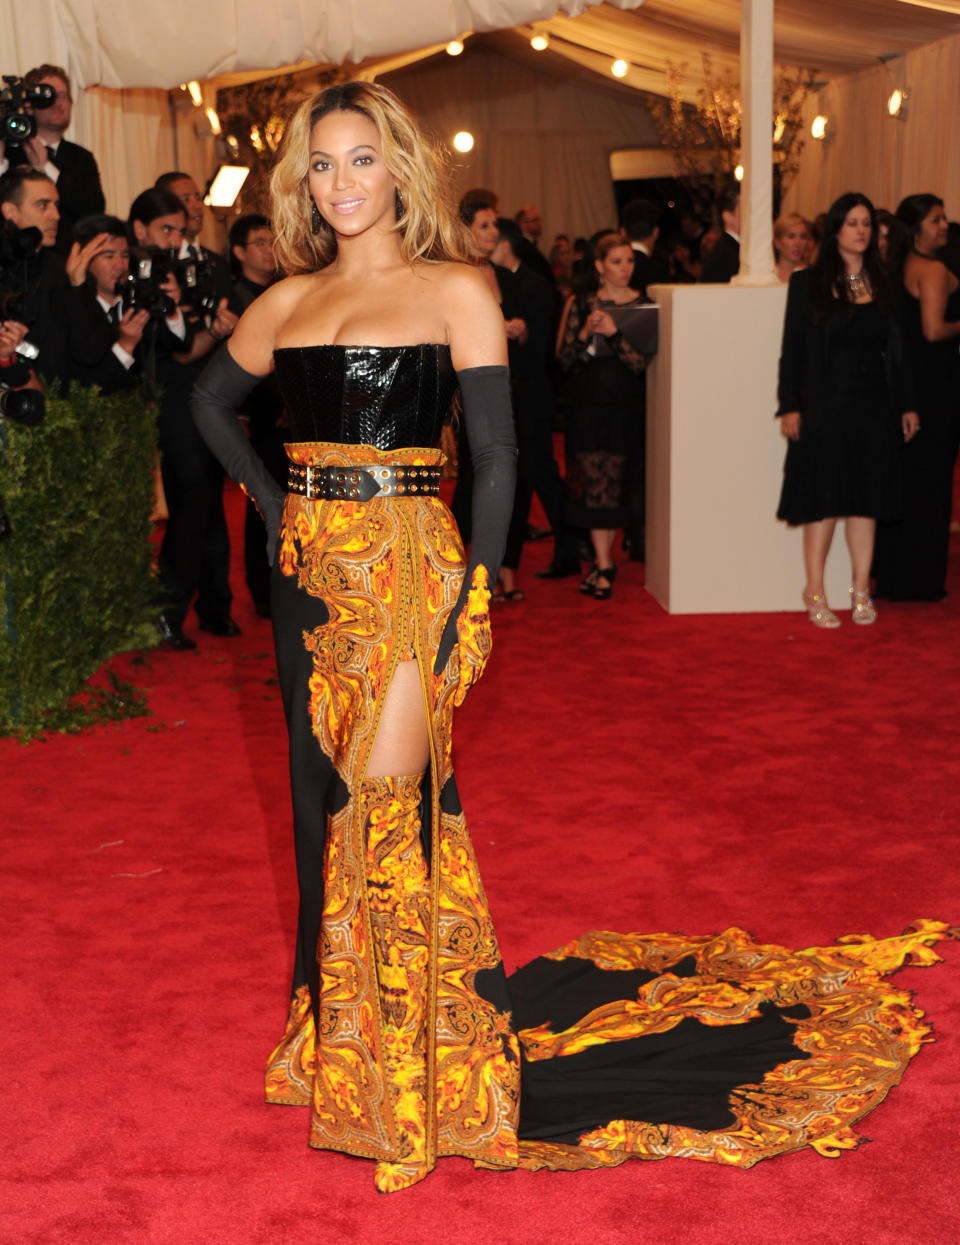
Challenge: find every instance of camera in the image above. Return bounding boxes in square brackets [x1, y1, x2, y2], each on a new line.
[0, 361, 44, 425]
[175, 248, 218, 317]
[0, 75, 55, 146]
[119, 248, 179, 319]
[119, 247, 218, 321]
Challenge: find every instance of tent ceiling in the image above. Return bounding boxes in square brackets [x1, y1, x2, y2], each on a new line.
[8, 0, 960, 95]
[503, 1, 960, 100]
[205, 1, 960, 107]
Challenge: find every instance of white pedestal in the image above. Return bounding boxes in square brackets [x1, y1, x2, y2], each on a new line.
[645, 283, 852, 615]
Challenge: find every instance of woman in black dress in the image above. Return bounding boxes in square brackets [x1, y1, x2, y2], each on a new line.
[556, 232, 647, 599]
[776, 192, 918, 627]
[874, 193, 960, 600]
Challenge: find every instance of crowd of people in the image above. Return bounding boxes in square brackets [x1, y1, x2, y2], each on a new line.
[2, 64, 959, 644]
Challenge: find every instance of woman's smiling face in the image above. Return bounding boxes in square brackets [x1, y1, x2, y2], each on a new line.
[308, 109, 397, 238]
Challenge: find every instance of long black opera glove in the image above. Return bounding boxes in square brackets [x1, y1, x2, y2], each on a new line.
[434, 365, 517, 701]
[190, 347, 286, 563]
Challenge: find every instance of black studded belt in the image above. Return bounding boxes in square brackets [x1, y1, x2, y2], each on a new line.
[287, 463, 442, 501]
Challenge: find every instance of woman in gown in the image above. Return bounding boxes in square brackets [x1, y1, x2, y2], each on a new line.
[776, 192, 919, 628]
[874, 193, 960, 601]
[191, 88, 951, 1192]
[556, 233, 647, 600]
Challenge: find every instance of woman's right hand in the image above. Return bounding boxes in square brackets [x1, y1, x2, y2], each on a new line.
[779, 411, 801, 440]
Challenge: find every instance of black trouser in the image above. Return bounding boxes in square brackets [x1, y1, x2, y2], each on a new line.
[157, 407, 232, 626]
[502, 409, 578, 570]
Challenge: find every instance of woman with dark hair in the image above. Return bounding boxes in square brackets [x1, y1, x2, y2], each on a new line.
[556, 231, 647, 598]
[188, 91, 947, 1192]
[776, 191, 918, 627]
[874, 193, 960, 600]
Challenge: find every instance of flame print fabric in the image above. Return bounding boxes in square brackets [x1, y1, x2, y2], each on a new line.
[264, 441, 950, 1191]
[265, 442, 519, 1182]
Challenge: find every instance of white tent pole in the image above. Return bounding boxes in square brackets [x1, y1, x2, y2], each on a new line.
[733, 0, 778, 286]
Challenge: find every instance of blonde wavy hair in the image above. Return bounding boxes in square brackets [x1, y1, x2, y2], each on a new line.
[270, 81, 467, 275]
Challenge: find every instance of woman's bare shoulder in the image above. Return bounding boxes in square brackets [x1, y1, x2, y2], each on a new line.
[253, 272, 319, 313]
[418, 260, 489, 300]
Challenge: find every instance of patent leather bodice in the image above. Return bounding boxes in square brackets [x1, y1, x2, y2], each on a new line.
[273, 344, 457, 449]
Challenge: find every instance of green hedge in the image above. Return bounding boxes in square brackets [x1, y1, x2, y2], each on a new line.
[0, 381, 159, 739]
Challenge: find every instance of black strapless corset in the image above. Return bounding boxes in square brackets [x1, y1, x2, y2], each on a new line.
[272, 344, 457, 450]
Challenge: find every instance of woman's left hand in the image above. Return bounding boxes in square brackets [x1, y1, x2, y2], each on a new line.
[902, 411, 920, 442]
[589, 309, 618, 337]
[448, 566, 493, 706]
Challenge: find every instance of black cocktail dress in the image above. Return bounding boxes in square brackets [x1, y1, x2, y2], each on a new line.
[874, 285, 960, 599]
[193, 342, 950, 1189]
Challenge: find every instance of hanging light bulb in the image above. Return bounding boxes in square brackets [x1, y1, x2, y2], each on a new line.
[446, 39, 464, 56]
[811, 114, 828, 140]
[187, 80, 203, 107]
[452, 131, 474, 153]
[531, 34, 549, 52]
[611, 59, 628, 79]
[205, 107, 222, 136]
[887, 88, 908, 118]
[734, 164, 744, 182]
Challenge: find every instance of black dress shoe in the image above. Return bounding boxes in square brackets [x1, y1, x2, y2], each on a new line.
[197, 616, 242, 637]
[157, 614, 197, 650]
[535, 559, 581, 580]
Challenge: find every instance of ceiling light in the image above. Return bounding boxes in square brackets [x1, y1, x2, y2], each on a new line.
[205, 107, 222, 136]
[207, 165, 250, 209]
[531, 34, 549, 52]
[452, 131, 474, 153]
[611, 59, 628, 79]
[446, 40, 464, 56]
[187, 80, 203, 107]
[811, 114, 828, 140]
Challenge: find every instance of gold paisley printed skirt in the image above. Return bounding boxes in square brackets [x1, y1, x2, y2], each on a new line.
[262, 442, 952, 1185]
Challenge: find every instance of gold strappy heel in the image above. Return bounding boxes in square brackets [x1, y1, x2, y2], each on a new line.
[850, 588, 877, 626]
[802, 591, 841, 629]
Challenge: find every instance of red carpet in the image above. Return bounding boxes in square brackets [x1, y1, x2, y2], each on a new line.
[3, 482, 958, 1244]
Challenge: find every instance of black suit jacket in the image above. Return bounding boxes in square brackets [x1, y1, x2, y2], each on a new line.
[66, 283, 192, 396]
[630, 247, 670, 299]
[701, 232, 740, 284]
[9, 139, 106, 254]
[515, 236, 556, 289]
[508, 263, 556, 422]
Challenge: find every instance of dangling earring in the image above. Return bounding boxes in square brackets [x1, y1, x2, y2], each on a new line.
[394, 187, 405, 218]
[310, 202, 322, 235]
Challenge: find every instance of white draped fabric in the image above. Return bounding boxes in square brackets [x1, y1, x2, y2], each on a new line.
[783, 30, 960, 220]
[0, 0, 643, 89]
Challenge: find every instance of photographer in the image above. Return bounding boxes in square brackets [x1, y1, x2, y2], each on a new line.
[0, 64, 105, 255]
[65, 213, 185, 394]
[155, 171, 239, 360]
[0, 166, 69, 387]
[129, 188, 237, 649]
